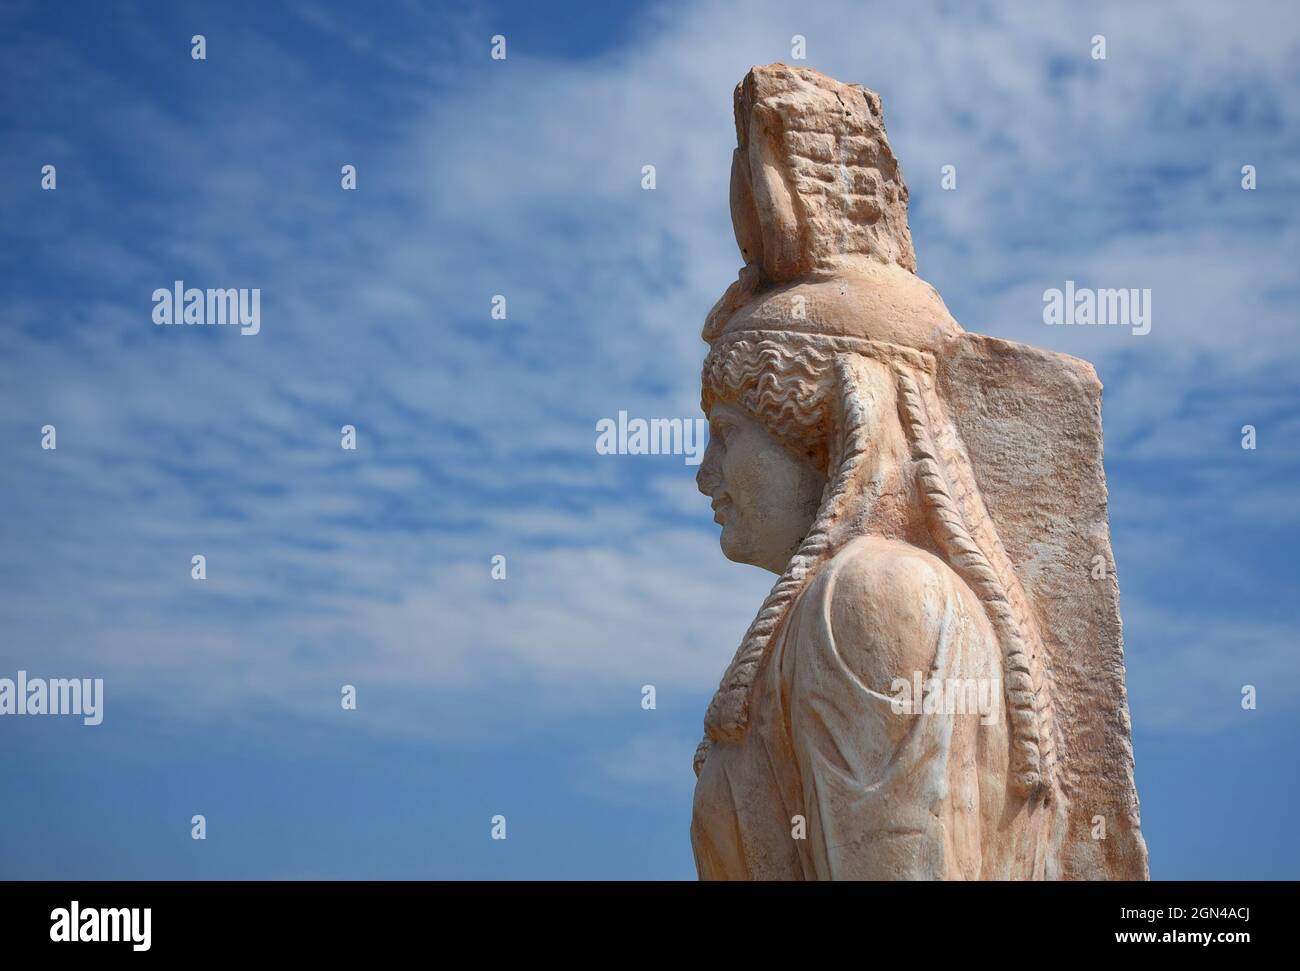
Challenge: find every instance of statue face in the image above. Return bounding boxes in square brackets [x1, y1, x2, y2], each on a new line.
[697, 402, 827, 575]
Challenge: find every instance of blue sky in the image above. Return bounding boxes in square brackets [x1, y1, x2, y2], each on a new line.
[1, 0, 1298, 879]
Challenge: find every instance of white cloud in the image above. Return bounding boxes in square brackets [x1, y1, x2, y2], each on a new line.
[1, 0, 1297, 745]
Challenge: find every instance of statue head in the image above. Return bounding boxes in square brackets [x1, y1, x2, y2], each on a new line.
[696, 263, 963, 577]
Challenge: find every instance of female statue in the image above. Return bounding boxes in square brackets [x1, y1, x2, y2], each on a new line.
[690, 65, 1148, 880]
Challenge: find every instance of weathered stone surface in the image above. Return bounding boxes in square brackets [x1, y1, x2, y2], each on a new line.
[691, 64, 1148, 880]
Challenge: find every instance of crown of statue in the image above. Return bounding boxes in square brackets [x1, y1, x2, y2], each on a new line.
[731, 63, 915, 277]
[704, 64, 959, 352]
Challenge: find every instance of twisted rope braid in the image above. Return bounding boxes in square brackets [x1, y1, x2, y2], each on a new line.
[703, 353, 875, 743]
[891, 363, 1057, 799]
[929, 411, 1063, 794]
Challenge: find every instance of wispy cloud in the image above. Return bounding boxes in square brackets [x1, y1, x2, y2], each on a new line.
[1, 0, 1297, 754]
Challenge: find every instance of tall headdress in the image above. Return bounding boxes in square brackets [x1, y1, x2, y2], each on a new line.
[699, 64, 1148, 880]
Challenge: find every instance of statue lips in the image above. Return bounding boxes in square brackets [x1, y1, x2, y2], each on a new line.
[711, 495, 731, 525]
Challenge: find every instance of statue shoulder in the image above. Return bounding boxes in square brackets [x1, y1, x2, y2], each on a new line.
[819, 535, 963, 620]
[799, 536, 972, 684]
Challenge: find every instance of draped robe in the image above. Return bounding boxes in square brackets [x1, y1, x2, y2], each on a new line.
[692, 535, 1066, 880]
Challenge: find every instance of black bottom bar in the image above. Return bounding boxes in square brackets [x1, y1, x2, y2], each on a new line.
[0, 880, 1285, 956]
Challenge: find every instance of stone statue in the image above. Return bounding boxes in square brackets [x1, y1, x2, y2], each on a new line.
[690, 64, 1149, 880]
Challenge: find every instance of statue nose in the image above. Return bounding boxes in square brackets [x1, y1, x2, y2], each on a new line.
[695, 462, 713, 496]
[696, 444, 721, 496]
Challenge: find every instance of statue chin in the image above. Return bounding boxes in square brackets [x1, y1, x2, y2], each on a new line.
[717, 523, 752, 568]
[719, 523, 799, 576]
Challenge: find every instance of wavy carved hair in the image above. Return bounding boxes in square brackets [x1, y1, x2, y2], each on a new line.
[700, 330, 1057, 800]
